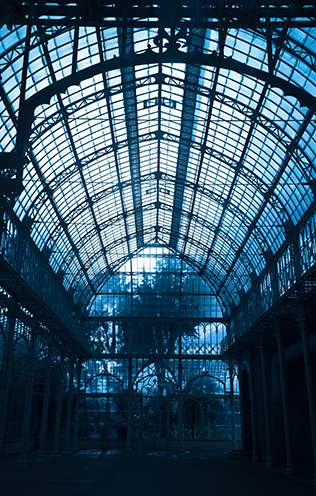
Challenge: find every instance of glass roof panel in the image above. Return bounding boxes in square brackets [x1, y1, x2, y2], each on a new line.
[1, 10, 315, 315]
[301, 121, 316, 163]
[48, 29, 73, 81]
[276, 159, 313, 224]
[230, 178, 262, 219]
[225, 29, 268, 72]
[244, 236, 266, 276]
[257, 204, 285, 254]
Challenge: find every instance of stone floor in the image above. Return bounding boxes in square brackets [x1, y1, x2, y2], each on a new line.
[1, 449, 315, 496]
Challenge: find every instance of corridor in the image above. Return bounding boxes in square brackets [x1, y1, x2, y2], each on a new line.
[1, 449, 315, 496]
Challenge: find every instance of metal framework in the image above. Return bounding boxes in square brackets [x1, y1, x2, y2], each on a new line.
[0, 0, 315, 349]
[2, 1, 316, 465]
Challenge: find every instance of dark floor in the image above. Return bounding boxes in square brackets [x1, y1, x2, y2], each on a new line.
[1, 449, 315, 496]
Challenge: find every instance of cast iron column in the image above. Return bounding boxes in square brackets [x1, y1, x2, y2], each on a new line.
[237, 358, 246, 451]
[178, 323, 184, 452]
[258, 335, 273, 467]
[229, 359, 237, 450]
[298, 305, 316, 485]
[63, 360, 74, 454]
[126, 358, 133, 451]
[17, 324, 38, 468]
[37, 341, 53, 461]
[72, 359, 82, 452]
[248, 347, 260, 462]
[0, 298, 17, 456]
[53, 355, 65, 454]
[274, 321, 295, 475]
[178, 361, 184, 452]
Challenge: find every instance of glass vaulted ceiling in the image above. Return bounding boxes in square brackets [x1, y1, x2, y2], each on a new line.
[1, 9, 316, 312]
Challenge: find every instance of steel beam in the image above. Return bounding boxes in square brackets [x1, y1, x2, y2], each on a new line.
[169, 28, 204, 249]
[5, 2, 316, 29]
[21, 47, 316, 147]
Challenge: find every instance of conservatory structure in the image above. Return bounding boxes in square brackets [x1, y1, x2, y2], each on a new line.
[0, 0, 316, 484]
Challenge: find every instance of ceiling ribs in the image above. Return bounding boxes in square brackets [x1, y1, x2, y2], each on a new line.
[169, 28, 205, 249]
[217, 105, 315, 295]
[199, 25, 290, 281]
[46, 167, 271, 258]
[30, 124, 308, 214]
[23, 48, 316, 134]
[118, 25, 144, 249]
[30, 86, 315, 183]
[2, 13, 314, 311]
[38, 28, 111, 286]
[95, 26, 133, 264]
[6, 37, 96, 296]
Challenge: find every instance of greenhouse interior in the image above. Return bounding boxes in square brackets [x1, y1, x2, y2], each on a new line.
[1, 0, 316, 493]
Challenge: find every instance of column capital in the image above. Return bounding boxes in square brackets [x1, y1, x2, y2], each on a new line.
[273, 323, 282, 339]
[296, 316, 306, 324]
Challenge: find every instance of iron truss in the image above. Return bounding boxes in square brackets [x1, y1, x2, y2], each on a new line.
[0, 0, 316, 332]
[2, 1, 316, 28]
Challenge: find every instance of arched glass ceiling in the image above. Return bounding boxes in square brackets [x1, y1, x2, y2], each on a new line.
[0, 3, 316, 313]
[88, 246, 224, 320]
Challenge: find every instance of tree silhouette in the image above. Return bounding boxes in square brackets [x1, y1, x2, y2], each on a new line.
[116, 256, 197, 357]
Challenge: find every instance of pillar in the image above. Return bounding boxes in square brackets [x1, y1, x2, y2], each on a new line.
[178, 323, 184, 451]
[258, 335, 273, 467]
[63, 360, 74, 454]
[274, 321, 295, 474]
[166, 396, 170, 441]
[17, 325, 38, 468]
[53, 355, 65, 455]
[229, 359, 237, 450]
[298, 305, 316, 485]
[37, 342, 53, 461]
[72, 359, 82, 452]
[248, 347, 260, 462]
[125, 359, 133, 451]
[237, 358, 246, 451]
[0, 298, 17, 455]
[178, 360, 184, 452]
